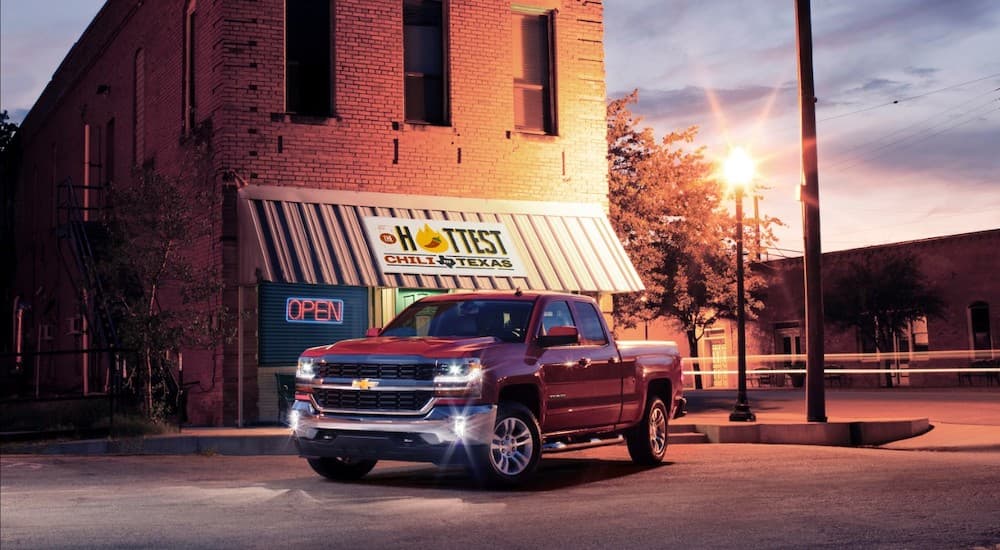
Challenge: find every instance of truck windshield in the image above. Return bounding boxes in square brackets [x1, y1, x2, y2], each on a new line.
[381, 299, 534, 343]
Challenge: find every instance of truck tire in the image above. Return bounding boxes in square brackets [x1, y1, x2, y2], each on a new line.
[471, 402, 541, 488]
[625, 396, 668, 466]
[307, 457, 378, 481]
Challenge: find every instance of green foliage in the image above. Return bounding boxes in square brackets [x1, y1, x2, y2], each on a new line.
[824, 250, 944, 351]
[607, 91, 779, 385]
[95, 131, 232, 421]
[0, 110, 17, 154]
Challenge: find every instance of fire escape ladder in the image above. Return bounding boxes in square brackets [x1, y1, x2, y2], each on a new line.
[57, 177, 120, 351]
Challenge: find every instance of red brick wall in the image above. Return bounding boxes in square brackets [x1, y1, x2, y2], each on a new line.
[14, 0, 611, 424]
[211, 0, 608, 205]
[756, 230, 1000, 387]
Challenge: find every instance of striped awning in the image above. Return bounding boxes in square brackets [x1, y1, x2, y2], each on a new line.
[238, 186, 644, 293]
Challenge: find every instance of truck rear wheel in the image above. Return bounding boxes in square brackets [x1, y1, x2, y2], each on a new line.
[307, 457, 378, 481]
[625, 396, 668, 465]
[471, 402, 541, 487]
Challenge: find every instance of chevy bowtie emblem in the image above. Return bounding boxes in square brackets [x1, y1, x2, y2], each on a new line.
[352, 378, 378, 390]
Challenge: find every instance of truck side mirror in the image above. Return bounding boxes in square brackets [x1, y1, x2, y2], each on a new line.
[538, 325, 579, 347]
[365, 327, 382, 337]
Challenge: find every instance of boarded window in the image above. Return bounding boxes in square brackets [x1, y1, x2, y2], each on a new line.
[512, 11, 554, 134]
[970, 302, 992, 354]
[286, 0, 333, 116]
[404, 0, 447, 124]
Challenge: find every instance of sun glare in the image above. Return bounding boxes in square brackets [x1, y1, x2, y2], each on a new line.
[723, 147, 756, 189]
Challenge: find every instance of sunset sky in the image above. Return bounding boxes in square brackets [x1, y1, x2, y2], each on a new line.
[3, 0, 998, 254]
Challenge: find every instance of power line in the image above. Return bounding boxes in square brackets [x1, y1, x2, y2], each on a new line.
[825, 86, 1000, 166]
[818, 72, 1000, 122]
[829, 103, 999, 174]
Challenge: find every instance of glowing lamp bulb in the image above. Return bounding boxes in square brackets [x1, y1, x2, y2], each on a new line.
[724, 147, 755, 189]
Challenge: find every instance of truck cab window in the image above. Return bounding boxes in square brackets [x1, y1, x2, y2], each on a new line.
[573, 301, 608, 345]
[541, 301, 575, 335]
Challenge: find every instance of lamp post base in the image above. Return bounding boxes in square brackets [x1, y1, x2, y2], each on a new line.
[729, 403, 757, 422]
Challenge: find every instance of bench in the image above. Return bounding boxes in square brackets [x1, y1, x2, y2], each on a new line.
[958, 359, 1000, 387]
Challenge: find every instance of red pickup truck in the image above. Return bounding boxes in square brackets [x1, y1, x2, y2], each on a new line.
[292, 291, 685, 486]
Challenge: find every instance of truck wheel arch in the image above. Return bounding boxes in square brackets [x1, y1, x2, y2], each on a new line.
[646, 378, 674, 416]
[497, 383, 541, 421]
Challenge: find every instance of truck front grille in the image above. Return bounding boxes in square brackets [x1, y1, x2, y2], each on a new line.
[312, 389, 434, 412]
[314, 363, 436, 380]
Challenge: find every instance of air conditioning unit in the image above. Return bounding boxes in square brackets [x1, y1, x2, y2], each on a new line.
[67, 316, 85, 335]
[39, 323, 54, 341]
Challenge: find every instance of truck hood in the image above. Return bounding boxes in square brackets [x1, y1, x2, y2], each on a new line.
[302, 336, 503, 360]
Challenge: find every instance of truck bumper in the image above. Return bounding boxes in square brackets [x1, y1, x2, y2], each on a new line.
[291, 401, 496, 465]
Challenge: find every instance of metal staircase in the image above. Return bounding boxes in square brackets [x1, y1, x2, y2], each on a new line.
[56, 177, 120, 355]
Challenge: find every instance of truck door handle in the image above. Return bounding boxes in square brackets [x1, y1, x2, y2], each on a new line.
[578, 358, 592, 368]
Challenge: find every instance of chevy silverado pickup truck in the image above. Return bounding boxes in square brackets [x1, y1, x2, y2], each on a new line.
[292, 291, 685, 487]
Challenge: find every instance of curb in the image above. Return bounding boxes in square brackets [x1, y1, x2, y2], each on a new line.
[681, 418, 930, 446]
[2, 419, 935, 456]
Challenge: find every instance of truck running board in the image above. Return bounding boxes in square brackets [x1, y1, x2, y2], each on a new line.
[542, 434, 624, 454]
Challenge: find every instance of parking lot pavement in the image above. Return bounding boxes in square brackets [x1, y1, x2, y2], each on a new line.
[3, 388, 997, 455]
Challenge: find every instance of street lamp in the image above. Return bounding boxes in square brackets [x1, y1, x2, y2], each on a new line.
[724, 147, 756, 422]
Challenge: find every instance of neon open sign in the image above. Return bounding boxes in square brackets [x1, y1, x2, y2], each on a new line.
[285, 297, 344, 324]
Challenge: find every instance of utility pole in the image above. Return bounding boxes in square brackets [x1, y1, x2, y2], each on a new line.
[794, 0, 827, 422]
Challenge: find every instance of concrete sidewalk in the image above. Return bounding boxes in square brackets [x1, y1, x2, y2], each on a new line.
[3, 388, 998, 455]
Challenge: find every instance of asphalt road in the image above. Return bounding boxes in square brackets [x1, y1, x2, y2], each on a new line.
[3, 445, 998, 549]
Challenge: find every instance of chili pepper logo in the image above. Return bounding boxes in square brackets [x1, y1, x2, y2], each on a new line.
[416, 224, 449, 253]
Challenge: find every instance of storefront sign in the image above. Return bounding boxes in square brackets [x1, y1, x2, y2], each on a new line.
[363, 216, 529, 277]
[285, 297, 344, 324]
[259, 283, 368, 366]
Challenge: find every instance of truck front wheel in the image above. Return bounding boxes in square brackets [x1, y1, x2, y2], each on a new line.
[625, 397, 668, 465]
[307, 457, 378, 481]
[471, 402, 541, 487]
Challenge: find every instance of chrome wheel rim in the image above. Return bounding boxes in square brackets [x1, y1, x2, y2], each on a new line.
[490, 417, 534, 476]
[648, 406, 667, 455]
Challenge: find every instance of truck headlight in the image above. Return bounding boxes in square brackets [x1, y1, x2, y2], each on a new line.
[434, 359, 483, 398]
[296, 357, 316, 380]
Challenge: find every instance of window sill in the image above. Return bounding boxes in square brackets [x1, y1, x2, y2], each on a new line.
[270, 112, 341, 125]
[514, 129, 558, 141]
[402, 120, 453, 132]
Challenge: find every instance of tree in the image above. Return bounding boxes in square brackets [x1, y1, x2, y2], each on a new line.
[607, 91, 778, 388]
[1, 111, 22, 357]
[96, 128, 232, 420]
[824, 250, 944, 387]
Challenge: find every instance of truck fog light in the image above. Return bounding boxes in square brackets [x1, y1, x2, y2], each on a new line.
[288, 410, 301, 430]
[453, 415, 468, 438]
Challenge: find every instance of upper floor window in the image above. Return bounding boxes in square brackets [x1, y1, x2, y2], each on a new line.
[183, 1, 197, 131]
[404, 0, 447, 125]
[286, 0, 333, 116]
[512, 9, 555, 134]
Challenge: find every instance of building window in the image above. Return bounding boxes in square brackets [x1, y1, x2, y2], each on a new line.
[105, 118, 115, 188]
[133, 48, 144, 165]
[910, 316, 929, 354]
[970, 302, 992, 357]
[183, 1, 197, 132]
[404, 0, 447, 125]
[286, 0, 333, 116]
[512, 9, 555, 134]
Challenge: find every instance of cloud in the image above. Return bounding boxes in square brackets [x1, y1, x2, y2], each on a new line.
[904, 66, 940, 78]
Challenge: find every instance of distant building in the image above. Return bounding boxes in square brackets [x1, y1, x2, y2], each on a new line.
[619, 229, 1000, 389]
[9, 0, 641, 425]
[755, 228, 999, 388]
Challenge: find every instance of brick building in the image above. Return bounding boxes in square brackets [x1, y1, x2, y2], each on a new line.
[619, 229, 1000, 389]
[11, 0, 642, 425]
[755, 229, 1000, 388]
